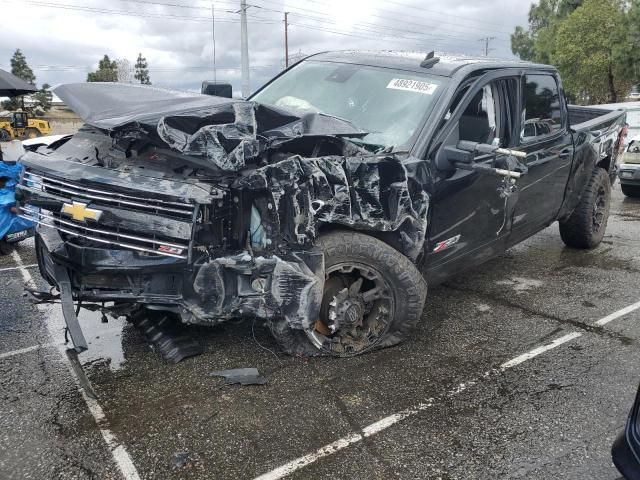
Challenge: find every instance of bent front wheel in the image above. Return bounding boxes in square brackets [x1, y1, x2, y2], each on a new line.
[269, 231, 428, 357]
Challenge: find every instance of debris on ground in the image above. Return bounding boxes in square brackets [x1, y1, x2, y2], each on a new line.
[131, 311, 204, 364]
[210, 368, 267, 386]
[172, 451, 189, 468]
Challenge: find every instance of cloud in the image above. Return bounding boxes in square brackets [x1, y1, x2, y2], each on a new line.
[0, 0, 529, 94]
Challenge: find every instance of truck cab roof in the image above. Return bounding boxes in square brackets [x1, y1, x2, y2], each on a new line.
[306, 50, 556, 78]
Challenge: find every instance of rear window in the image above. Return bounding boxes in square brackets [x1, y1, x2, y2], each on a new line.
[521, 74, 563, 142]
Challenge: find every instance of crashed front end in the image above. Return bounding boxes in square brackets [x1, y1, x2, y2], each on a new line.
[16, 83, 430, 353]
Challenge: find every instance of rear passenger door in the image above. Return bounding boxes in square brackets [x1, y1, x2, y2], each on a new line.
[508, 73, 573, 244]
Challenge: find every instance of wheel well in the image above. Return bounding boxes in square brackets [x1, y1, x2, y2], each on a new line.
[316, 224, 407, 257]
[597, 155, 611, 172]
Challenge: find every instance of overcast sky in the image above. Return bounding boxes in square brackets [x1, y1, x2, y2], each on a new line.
[1, 0, 529, 96]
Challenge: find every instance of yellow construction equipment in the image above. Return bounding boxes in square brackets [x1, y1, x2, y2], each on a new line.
[0, 111, 51, 141]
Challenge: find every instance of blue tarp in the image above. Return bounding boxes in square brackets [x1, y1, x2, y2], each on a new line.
[0, 162, 34, 239]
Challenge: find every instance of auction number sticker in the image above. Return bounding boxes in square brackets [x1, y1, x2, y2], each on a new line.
[386, 78, 438, 95]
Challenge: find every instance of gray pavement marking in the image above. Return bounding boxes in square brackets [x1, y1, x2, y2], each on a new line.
[0, 263, 38, 273]
[0, 342, 54, 360]
[11, 250, 141, 480]
[253, 300, 640, 480]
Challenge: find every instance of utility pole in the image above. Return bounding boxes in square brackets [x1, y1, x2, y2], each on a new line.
[211, 2, 216, 84]
[240, 0, 250, 98]
[478, 36, 496, 56]
[284, 12, 289, 68]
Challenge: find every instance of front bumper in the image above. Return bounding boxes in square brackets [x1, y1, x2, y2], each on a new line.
[34, 227, 324, 352]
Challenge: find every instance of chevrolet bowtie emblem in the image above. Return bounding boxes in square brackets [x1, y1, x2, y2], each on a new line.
[61, 202, 103, 222]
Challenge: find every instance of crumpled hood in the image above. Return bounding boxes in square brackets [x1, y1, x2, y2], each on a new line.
[53, 83, 366, 171]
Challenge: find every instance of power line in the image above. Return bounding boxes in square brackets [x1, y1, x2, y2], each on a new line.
[305, 0, 513, 32]
[248, 1, 508, 51]
[17, 0, 279, 24]
[251, 0, 511, 41]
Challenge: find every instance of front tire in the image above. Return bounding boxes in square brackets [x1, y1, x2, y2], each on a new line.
[621, 184, 640, 198]
[269, 231, 428, 357]
[559, 168, 611, 249]
[24, 128, 41, 140]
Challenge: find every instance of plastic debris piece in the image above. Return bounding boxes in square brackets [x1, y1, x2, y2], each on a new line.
[172, 452, 189, 468]
[210, 368, 267, 385]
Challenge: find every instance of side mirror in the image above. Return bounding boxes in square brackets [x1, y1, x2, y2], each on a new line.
[447, 140, 527, 179]
[444, 145, 473, 164]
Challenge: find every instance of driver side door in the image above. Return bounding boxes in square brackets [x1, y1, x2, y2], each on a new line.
[425, 72, 520, 284]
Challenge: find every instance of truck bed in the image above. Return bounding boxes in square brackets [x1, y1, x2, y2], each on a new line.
[568, 105, 625, 133]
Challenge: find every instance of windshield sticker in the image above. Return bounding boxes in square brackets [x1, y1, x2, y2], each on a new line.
[386, 78, 438, 95]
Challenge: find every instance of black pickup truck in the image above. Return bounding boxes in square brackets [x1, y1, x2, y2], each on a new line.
[16, 51, 627, 357]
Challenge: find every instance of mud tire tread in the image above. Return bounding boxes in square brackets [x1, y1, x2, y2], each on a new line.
[559, 168, 611, 249]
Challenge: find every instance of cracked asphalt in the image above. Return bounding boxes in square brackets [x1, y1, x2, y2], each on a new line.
[0, 185, 639, 479]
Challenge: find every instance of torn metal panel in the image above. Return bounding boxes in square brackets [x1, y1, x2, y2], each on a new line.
[184, 250, 324, 331]
[236, 154, 430, 260]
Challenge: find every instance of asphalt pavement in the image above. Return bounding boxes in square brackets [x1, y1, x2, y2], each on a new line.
[0, 185, 639, 480]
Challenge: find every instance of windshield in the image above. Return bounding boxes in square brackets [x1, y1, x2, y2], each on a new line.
[251, 60, 447, 150]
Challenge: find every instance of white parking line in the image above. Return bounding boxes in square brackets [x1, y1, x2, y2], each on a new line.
[253, 301, 640, 480]
[595, 300, 640, 326]
[499, 332, 583, 369]
[0, 263, 38, 273]
[0, 343, 55, 360]
[11, 250, 141, 480]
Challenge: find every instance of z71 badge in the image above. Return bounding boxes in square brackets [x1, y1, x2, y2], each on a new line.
[433, 234, 461, 253]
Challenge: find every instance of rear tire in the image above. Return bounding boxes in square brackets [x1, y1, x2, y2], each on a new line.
[0, 129, 10, 142]
[621, 184, 640, 198]
[268, 231, 428, 357]
[559, 168, 611, 249]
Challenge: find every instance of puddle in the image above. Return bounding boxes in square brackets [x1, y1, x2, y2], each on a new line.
[495, 277, 543, 293]
[77, 308, 129, 371]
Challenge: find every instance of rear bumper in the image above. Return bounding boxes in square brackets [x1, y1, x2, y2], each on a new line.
[35, 227, 324, 352]
[618, 163, 640, 185]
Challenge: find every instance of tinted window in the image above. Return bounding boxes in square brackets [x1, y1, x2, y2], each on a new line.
[521, 74, 562, 142]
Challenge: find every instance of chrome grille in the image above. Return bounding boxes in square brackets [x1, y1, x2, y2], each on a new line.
[23, 171, 195, 218]
[20, 207, 188, 259]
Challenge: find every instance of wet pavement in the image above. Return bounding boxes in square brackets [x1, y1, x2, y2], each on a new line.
[0, 185, 639, 479]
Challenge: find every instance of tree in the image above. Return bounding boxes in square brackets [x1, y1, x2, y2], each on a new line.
[87, 55, 118, 82]
[115, 58, 132, 83]
[10, 49, 35, 85]
[615, 0, 640, 89]
[510, 0, 583, 63]
[2, 49, 36, 111]
[134, 53, 151, 85]
[32, 83, 52, 113]
[552, 0, 633, 103]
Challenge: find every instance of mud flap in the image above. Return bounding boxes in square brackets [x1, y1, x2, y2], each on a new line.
[53, 264, 88, 352]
